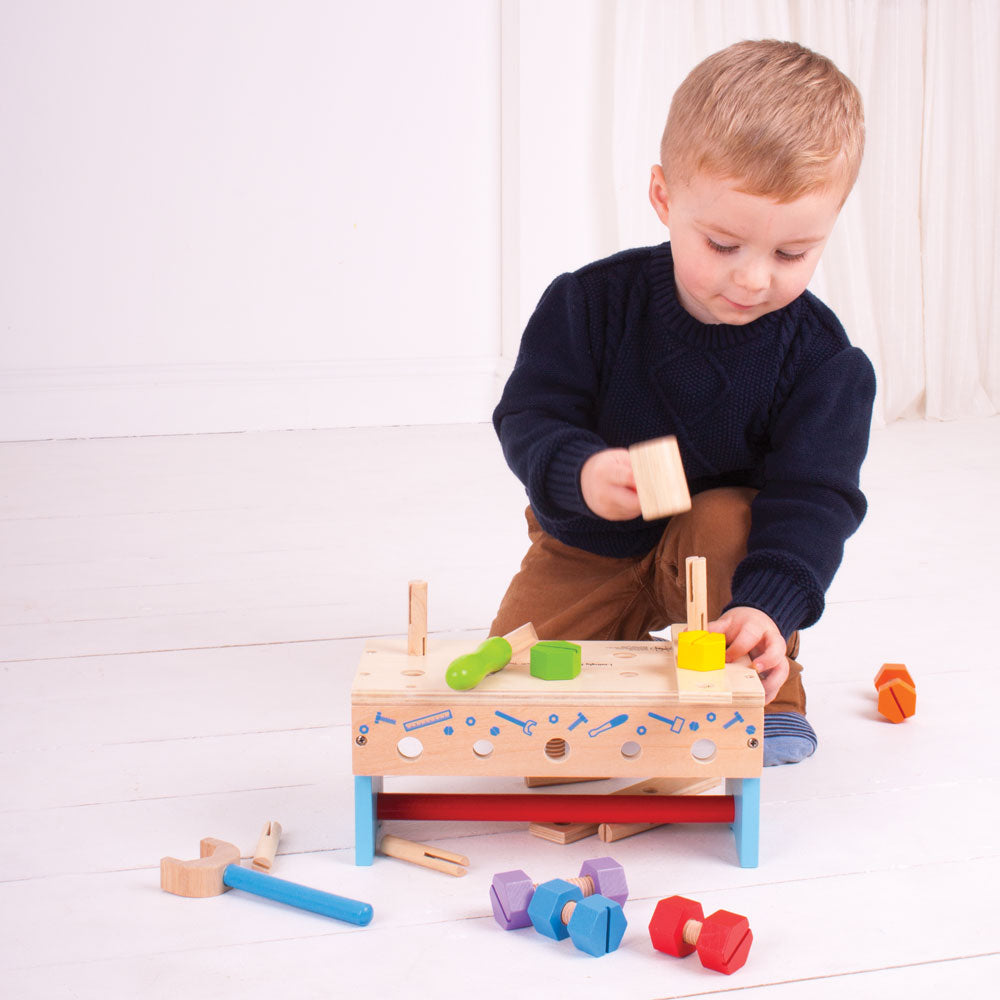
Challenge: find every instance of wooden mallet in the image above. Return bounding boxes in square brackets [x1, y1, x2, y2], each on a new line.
[628, 436, 691, 520]
[445, 622, 538, 691]
[160, 837, 373, 925]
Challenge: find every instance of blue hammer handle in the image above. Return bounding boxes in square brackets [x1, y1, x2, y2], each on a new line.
[223, 864, 373, 926]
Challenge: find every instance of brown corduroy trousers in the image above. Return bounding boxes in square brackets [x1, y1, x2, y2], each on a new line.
[489, 488, 806, 715]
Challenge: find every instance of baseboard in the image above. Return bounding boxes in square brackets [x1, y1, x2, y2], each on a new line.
[0, 358, 506, 441]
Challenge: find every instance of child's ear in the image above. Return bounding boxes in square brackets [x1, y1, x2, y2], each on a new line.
[649, 165, 671, 227]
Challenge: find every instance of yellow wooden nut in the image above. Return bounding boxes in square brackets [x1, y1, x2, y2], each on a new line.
[676, 630, 726, 672]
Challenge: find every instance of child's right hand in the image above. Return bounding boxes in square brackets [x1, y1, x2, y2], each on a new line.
[581, 449, 642, 521]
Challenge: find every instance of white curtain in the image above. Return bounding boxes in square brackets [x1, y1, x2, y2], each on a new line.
[503, 0, 1000, 422]
[604, 0, 1000, 422]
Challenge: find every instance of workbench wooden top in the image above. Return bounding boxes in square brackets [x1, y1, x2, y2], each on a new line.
[351, 638, 763, 707]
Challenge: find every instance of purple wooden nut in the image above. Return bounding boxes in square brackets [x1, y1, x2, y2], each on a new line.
[489, 869, 535, 930]
[579, 856, 628, 905]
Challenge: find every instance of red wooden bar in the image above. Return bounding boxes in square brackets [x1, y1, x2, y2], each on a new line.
[377, 792, 735, 824]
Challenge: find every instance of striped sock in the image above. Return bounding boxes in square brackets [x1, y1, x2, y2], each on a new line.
[763, 712, 818, 766]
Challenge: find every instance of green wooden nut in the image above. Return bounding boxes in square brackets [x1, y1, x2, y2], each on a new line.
[445, 636, 513, 691]
[530, 640, 581, 681]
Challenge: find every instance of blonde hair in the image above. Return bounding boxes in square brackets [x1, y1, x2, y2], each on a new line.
[661, 40, 865, 204]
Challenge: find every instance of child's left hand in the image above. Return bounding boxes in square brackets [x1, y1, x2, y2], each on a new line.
[707, 606, 789, 703]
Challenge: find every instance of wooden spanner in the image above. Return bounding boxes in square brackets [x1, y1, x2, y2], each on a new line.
[160, 837, 373, 925]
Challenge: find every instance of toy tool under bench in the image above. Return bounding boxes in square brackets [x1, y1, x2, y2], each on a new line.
[352, 638, 763, 867]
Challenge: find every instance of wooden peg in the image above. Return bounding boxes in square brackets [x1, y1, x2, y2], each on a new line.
[598, 821, 655, 842]
[674, 557, 729, 697]
[252, 821, 282, 873]
[686, 556, 707, 632]
[407, 580, 428, 655]
[379, 835, 469, 876]
[628, 436, 691, 520]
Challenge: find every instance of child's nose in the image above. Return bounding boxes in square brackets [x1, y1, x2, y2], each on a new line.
[733, 259, 770, 293]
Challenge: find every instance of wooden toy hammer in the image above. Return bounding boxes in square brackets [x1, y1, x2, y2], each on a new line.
[445, 622, 538, 691]
[160, 837, 373, 925]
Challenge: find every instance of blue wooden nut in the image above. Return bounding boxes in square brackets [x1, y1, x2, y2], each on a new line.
[527, 879, 627, 956]
[528, 879, 580, 941]
[570, 894, 628, 957]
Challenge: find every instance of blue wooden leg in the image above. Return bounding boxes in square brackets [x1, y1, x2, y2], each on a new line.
[354, 775, 382, 866]
[728, 776, 760, 868]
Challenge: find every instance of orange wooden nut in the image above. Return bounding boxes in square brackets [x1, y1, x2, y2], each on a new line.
[874, 663, 914, 689]
[874, 663, 916, 723]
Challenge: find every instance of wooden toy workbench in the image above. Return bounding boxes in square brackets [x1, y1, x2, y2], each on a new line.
[351, 637, 764, 867]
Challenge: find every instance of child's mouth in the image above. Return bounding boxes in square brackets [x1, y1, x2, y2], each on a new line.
[723, 297, 760, 311]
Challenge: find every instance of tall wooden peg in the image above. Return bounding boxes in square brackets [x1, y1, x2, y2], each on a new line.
[408, 580, 428, 656]
[628, 436, 692, 520]
[686, 556, 707, 632]
[674, 555, 729, 699]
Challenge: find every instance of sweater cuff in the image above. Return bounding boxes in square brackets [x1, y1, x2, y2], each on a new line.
[543, 437, 607, 517]
[727, 568, 817, 639]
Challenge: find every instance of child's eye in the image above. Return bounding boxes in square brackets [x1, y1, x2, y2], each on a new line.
[707, 237, 738, 254]
[776, 249, 808, 262]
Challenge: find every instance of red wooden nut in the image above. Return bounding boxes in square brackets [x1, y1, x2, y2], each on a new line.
[648, 895, 753, 975]
[874, 663, 916, 723]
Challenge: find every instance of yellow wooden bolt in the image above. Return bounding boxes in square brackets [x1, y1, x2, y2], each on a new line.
[676, 630, 726, 672]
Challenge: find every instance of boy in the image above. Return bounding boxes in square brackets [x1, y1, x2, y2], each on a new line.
[489, 40, 876, 765]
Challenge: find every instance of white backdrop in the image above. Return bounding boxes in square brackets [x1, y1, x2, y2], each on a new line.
[1, 1, 997, 440]
[0, 0, 501, 439]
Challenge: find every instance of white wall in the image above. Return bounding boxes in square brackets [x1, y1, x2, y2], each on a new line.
[501, 0, 618, 362]
[0, 1, 500, 439]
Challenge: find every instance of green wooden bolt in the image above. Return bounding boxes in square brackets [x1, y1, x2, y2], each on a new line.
[530, 640, 582, 681]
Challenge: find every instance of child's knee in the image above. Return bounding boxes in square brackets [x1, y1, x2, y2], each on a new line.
[689, 487, 756, 543]
[667, 486, 757, 568]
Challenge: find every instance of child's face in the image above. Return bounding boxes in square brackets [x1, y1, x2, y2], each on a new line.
[649, 166, 843, 325]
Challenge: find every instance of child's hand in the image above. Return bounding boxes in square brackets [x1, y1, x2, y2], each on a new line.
[708, 606, 789, 704]
[580, 449, 642, 521]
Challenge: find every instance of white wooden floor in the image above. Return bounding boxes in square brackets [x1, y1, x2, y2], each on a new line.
[2, 417, 999, 999]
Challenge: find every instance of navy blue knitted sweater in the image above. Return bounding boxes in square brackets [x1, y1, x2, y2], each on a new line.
[493, 242, 876, 638]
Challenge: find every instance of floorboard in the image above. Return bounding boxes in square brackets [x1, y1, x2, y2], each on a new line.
[1, 416, 998, 998]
